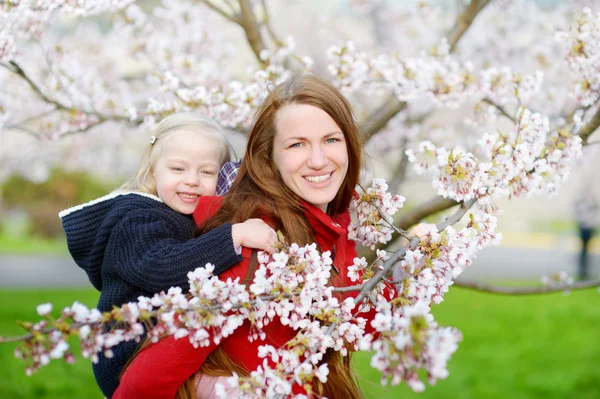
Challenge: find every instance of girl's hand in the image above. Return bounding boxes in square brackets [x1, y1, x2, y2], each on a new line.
[399, 222, 436, 246]
[232, 219, 278, 254]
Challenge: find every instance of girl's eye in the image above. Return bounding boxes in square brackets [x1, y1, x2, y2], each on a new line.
[201, 170, 216, 176]
[170, 167, 184, 172]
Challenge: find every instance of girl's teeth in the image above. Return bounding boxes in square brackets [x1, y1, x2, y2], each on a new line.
[179, 193, 198, 199]
[305, 173, 331, 183]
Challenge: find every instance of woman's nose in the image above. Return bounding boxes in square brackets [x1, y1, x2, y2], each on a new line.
[307, 146, 328, 169]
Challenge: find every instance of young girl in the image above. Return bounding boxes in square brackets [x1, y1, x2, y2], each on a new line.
[59, 113, 277, 399]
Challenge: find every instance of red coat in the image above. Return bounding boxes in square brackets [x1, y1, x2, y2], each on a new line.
[115, 197, 380, 399]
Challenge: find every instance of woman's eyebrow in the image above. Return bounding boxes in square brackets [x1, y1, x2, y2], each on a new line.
[282, 131, 343, 142]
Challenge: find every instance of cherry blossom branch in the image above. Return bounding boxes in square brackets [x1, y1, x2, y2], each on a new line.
[1, 61, 71, 113]
[454, 279, 600, 295]
[361, 0, 491, 140]
[0, 61, 134, 131]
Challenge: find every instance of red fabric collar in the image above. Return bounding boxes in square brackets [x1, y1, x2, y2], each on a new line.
[193, 197, 349, 249]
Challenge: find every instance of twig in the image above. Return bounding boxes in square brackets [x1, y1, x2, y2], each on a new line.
[3, 125, 39, 138]
[396, 196, 458, 230]
[260, 0, 280, 45]
[203, 0, 240, 23]
[481, 97, 516, 123]
[454, 279, 600, 295]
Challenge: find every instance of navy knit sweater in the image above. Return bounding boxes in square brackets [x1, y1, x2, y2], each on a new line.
[60, 192, 242, 398]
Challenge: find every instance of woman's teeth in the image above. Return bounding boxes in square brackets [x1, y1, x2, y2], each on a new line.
[304, 173, 331, 183]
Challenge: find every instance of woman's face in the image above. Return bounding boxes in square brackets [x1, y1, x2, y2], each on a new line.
[272, 103, 349, 212]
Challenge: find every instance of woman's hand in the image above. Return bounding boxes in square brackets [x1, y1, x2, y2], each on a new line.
[232, 219, 278, 254]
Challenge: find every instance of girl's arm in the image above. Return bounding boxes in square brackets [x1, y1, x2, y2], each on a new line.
[113, 336, 217, 399]
[109, 210, 242, 294]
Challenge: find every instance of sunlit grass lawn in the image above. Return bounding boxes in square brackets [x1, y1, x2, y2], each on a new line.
[1, 287, 599, 399]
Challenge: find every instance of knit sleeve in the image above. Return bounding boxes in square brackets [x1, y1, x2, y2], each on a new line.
[113, 336, 216, 399]
[107, 211, 242, 294]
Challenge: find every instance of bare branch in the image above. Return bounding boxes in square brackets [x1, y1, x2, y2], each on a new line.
[238, 0, 268, 65]
[4, 124, 40, 138]
[202, 0, 240, 23]
[396, 196, 458, 230]
[360, 96, 406, 141]
[578, 106, 600, 144]
[481, 98, 516, 123]
[260, 0, 280, 45]
[454, 279, 600, 295]
[447, 0, 491, 52]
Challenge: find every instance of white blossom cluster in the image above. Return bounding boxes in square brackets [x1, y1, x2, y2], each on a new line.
[1, 0, 134, 62]
[556, 8, 600, 107]
[394, 214, 502, 307]
[348, 178, 406, 249]
[360, 301, 462, 391]
[406, 107, 583, 203]
[327, 39, 544, 109]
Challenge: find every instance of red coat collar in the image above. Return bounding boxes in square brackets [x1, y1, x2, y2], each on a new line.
[193, 197, 350, 251]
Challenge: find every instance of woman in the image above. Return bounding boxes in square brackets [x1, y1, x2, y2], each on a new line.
[114, 75, 382, 398]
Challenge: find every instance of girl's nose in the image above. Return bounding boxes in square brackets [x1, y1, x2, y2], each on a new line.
[184, 172, 200, 186]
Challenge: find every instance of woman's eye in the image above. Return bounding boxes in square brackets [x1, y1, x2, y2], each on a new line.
[326, 137, 341, 144]
[288, 142, 303, 148]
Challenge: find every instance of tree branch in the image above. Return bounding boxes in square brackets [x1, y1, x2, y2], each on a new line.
[578, 106, 600, 144]
[454, 279, 600, 295]
[447, 0, 490, 52]
[238, 0, 268, 65]
[1, 61, 70, 113]
[260, 0, 280, 45]
[396, 196, 458, 230]
[202, 0, 240, 23]
[481, 97, 516, 123]
[4, 124, 40, 138]
[1, 61, 131, 122]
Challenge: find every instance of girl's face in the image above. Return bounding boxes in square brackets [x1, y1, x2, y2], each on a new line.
[153, 130, 222, 214]
[272, 103, 349, 212]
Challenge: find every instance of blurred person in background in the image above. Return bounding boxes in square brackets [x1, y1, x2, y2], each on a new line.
[572, 187, 599, 280]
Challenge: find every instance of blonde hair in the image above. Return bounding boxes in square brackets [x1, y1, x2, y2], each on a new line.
[119, 113, 232, 195]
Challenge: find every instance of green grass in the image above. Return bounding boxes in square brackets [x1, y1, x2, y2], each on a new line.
[1, 287, 599, 398]
[0, 233, 67, 255]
